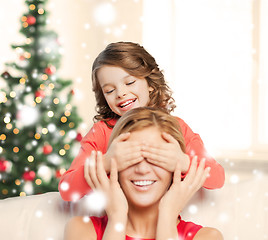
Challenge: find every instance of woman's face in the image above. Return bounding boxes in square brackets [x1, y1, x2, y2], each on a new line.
[97, 65, 153, 116]
[118, 126, 172, 209]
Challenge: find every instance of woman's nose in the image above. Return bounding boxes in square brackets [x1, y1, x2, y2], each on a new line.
[134, 160, 151, 174]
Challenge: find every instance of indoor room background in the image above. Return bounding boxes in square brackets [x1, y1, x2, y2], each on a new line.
[0, 0, 268, 239]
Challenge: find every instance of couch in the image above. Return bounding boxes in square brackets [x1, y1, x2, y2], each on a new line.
[0, 173, 267, 240]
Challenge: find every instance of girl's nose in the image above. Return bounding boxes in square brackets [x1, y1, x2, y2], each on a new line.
[116, 86, 127, 98]
[134, 160, 151, 174]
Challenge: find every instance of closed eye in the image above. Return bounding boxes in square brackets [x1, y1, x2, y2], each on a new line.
[105, 89, 115, 94]
[126, 80, 136, 85]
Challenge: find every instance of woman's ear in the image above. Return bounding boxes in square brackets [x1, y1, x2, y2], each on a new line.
[149, 86, 154, 92]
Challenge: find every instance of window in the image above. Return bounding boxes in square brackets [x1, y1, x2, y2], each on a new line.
[142, 0, 268, 161]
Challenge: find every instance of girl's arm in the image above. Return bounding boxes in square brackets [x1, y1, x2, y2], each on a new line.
[178, 117, 225, 189]
[58, 121, 109, 201]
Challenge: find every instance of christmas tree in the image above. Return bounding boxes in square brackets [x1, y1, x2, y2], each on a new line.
[0, 0, 82, 199]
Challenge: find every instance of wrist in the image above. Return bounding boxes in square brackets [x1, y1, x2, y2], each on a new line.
[158, 206, 179, 224]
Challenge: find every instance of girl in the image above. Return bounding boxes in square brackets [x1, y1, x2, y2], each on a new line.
[59, 42, 225, 201]
[64, 107, 223, 240]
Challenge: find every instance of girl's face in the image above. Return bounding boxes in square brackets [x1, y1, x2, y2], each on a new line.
[118, 127, 172, 209]
[97, 66, 153, 116]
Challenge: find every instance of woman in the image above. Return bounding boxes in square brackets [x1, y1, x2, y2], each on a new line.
[64, 107, 223, 240]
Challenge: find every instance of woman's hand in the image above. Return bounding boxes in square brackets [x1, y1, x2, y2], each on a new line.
[141, 132, 190, 173]
[84, 151, 128, 218]
[158, 156, 210, 221]
[104, 132, 144, 172]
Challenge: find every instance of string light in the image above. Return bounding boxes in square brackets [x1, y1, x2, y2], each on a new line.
[13, 128, 19, 134]
[27, 156, 34, 162]
[0, 134, 6, 141]
[59, 149, 66, 156]
[0, 91, 7, 103]
[38, 8, 44, 15]
[48, 83, 55, 89]
[53, 98, 59, 104]
[69, 122, 75, 128]
[13, 147, 19, 153]
[61, 116, 67, 123]
[59, 130, 65, 136]
[66, 104, 72, 110]
[34, 133, 41, 139]
[42, 74, 48, 80]
[47, 111, 54, 117]
[35, 179, 42, 185]
[65, 110, 71, 116]
[35, 97, 42, 103]
[42, 128, 48, 134]
[19, 78, 26, 84]
[10, 91, 16, 98]
[2, 189, 8, 195]
[64, 144, 70, 150]
[15, 179, 21, 186]
[24, 52, 31, 59]
[29, 4, 36, 10]
[4, 116, 11, 124]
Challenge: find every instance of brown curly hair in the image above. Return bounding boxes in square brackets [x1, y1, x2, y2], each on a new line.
[108, 107, 185, 153]
[92, 42, 176, 127]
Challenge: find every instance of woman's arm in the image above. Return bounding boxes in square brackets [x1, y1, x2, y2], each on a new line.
[194, 227, 224, 240]
[156, 157, 210, 240]
[64, 216, 96, 240]
[88, 151, 128, 240]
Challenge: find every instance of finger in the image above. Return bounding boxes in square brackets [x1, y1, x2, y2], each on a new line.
[88, 151, 101, 189]
[110, 158, 118, 184]
[161, 132, 179, 144]
[96, 151, 109, 187]
[121, 156, 143, 171]
[184, 156, 198, 184]
[84, 155, 94, 189]
[115, 132, 131, 142]
[173, 161, 182, 185]
[191, 158, 206, 189]
[146, 156, 166, 168]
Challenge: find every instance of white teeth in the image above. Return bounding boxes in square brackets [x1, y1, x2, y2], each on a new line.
[120, 100, 133, 107]
[133, 180, 155, 186]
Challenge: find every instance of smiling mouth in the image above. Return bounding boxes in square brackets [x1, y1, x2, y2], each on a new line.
[132, 180, 156, 187]
[118, 99, 136, 108]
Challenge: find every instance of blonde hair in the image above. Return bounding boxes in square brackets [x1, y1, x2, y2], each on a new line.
[92, 42, 176, 126]
[108, 107, 185, 152]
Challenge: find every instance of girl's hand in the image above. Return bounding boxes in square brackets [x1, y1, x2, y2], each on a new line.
[141, 132, 190, 173]
[158, 156, 210, 221]
[84, 151, 128, 218]
[104, 132, 143, 172]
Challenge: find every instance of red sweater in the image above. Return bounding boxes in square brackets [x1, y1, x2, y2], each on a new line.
[91, 215, 202, 240]
[59, 117, 225, 201]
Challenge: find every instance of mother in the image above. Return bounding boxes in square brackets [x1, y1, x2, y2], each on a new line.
[64, 107, 223, 240]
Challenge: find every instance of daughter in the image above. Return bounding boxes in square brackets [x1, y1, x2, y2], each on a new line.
[64, 107, 223, 240]
[59, 42, 225, 201]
